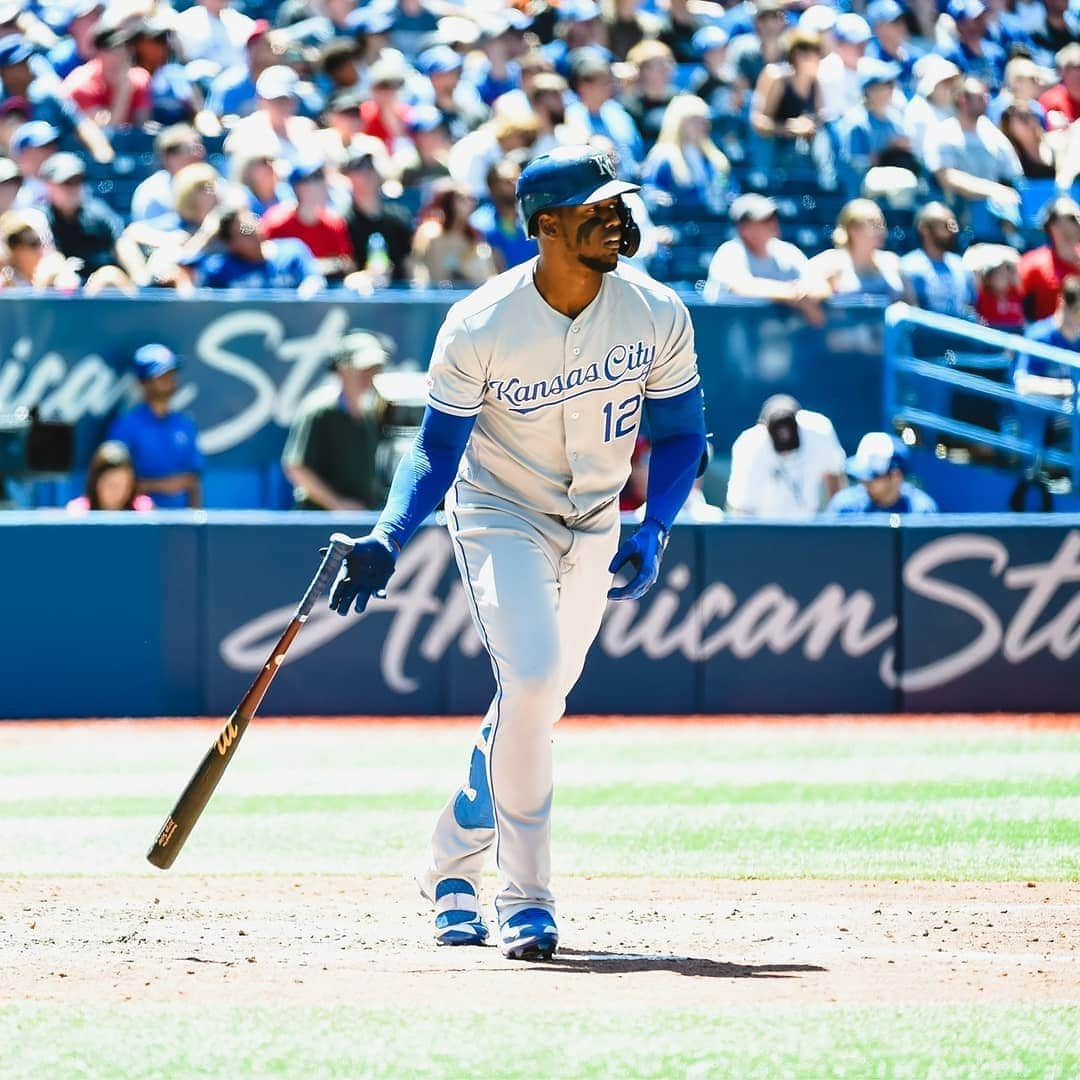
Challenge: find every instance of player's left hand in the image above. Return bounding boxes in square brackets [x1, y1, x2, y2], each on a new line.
[328, 534, 398, 616]
[607, 520, 669, 601]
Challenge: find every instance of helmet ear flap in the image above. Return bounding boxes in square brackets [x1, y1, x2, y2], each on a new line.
[618, 198, 641, 258]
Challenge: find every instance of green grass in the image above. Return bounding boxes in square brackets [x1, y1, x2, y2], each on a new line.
[0, 722, 1076, 879]
[1, 721, 1077, 1078]
[3, 1005, 1078, 1079]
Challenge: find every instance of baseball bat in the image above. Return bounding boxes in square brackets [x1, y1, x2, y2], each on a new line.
[146, 533, 354, 870]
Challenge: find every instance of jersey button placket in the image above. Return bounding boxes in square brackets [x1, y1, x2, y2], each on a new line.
[564, 321, 585, 509]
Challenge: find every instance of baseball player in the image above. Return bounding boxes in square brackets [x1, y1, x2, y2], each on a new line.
[328, 146, 707, 961]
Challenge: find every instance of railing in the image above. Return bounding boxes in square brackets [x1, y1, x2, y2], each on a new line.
[883, 303, 1080, 486]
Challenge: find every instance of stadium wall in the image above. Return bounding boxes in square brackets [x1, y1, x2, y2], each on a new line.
[2, 513, 1077, 718]
[0, 291, 886, 507]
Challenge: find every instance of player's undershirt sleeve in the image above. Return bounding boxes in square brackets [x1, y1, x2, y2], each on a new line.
[644, 296, 700, 400]
[425, 310, 486, 417]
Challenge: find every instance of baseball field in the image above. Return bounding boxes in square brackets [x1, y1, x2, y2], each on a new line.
[1, 715, 1078, 1079]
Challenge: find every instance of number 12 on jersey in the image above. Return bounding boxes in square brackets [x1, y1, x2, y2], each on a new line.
[602, 393, 641, 443]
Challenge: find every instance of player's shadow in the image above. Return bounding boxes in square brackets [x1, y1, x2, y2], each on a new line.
[537, 949, 827, 978]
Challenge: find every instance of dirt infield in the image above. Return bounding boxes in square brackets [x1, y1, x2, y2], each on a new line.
[5, 877, 1077, 1009]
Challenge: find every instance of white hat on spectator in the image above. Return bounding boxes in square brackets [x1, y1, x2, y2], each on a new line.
[255, 65, 300, 101]
[914, 53, 961, 97]
[798, 5, 837, 34]
[834, 12, 872, 44]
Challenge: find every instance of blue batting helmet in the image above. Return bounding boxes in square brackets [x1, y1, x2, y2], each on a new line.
[515, 145, 640, 240]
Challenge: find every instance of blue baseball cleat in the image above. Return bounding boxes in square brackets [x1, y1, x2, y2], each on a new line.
[433, 878, 489, 946]
[499, 907, 559, 961]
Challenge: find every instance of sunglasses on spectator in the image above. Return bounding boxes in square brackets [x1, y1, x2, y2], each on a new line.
[9, 231, 41, 248]
[166, 142, 203, 154]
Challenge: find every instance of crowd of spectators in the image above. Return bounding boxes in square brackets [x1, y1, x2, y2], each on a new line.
[0, 0, 1079, 316]
[4, 0, 1080, 514]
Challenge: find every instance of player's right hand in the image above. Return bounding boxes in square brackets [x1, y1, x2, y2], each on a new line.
[328, 534, 398, 616]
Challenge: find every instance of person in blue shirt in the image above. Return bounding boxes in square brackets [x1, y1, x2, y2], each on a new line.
[864, 0, 921, 96]
[46, 0, 103, 79]
[564, 47, 644, 178]
[108, 344, 203, 509]
[899, 201, 976, 318]
[940, 0, 1007, 93]
[1015, 275, 1080, 450]
[185, 206, 325, 292]
[827, 432, 939, 514]
[836, 58, 911, 198]
[470, 157, 537, 271]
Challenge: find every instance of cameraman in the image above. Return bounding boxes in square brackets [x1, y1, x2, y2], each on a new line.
[726, 394, 846, 517]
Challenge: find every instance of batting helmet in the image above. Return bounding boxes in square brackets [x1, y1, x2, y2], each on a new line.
[516, 146, 642, 256]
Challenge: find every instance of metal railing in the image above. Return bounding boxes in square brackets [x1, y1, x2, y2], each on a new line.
[883, 303, 1080, 486]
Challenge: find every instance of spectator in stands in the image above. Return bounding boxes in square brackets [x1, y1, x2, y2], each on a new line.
[520, 71, 569, 158]
[967, 243, 1025, 331]
[231, 146, 293, 217]
[687, 27, 739, 120]
[903, 54, 961, 162]
[62, 22, 152, 129]
[922, 77, 1022, 220]
[131, 125, 207, 223]
[411, 178, 496, 287]
[48, 0, 104, 80]
[563, 47, 643, 178]
[226, 65, 318, 164]
[175, 0, 254, 76]
[836, 58, 911, 198]
[727, 394, 846, 518]
[865, 0, 918, 95]
[262, 159, 355, 282]
[1001, 101, 1058, 180]
[400, 105, 452, 194]
[339, 139, 411, 287]
[132, 17, 202, 129]
[641, 93, 729, 214]
[0, 209, 79, 289]
[728, 0, 787, 97]
[623, 40, 678, 147]
[1016, 274, 1080, 437]
[990, 55, 1051, 127]
[818, 12, 871, 122]
[128, 162, 222, 267]
[471, 157, 536, 272]
[360, 53, 413, 164]
[940, 0, 1007, 92]
[108, 344, 203, 509]
[1018, 196, 1080, 320]
[206, 19, 279, 119]
[751, 30, 825, 157]
[826, 432, 938, 514]
[66, 440, 154, 513]
[42, 152, 146, 286]
[806, 199, 903, 300]
[0, 34, 114, 166]
[417, 45, 487, 143]
[899, 202, 975, 317]
[182, 206, 324, 292]
[703, 193, 828, 326]
[1039, 43, 1080, 129]
[1028, 0, 1080, 70]
[8, 120, 58, 210]
[282, 330, 388, 510]
[545, 0, 608, 77]
[0, 156, 19, 214]
[469, 12, 527, 106]
[449, 100, 540, 198]
[319, 39, 361, 96]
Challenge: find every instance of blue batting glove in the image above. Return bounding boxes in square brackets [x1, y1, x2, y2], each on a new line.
[328, 534, 398, 616]
[607, 520, 669, 601]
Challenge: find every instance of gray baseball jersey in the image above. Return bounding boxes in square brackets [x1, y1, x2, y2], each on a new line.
[426, 258, 700, 519]
[419, 257, 700, 929]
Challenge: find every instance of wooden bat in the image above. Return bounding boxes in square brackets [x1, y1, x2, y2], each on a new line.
[146, 533, 353, 870]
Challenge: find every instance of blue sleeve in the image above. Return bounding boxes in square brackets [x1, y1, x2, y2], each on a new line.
[183, 418, 204, 472]
[373, 405, 475, 549]
[642, 386, 707, 532]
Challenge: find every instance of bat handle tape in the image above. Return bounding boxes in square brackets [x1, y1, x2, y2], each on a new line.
[295, 533, 353, 620]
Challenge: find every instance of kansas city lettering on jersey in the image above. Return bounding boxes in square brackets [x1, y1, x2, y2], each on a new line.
[489, 341, 656, 414]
